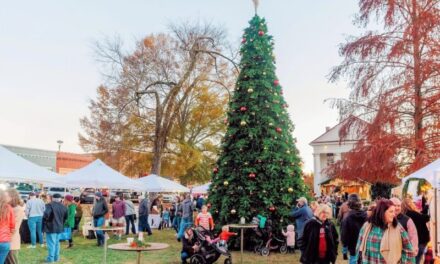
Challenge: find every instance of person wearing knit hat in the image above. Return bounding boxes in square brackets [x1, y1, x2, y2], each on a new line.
[63, 194, 76, 248]
[341, 194, 367, 264]
[92, 191, 108, 247]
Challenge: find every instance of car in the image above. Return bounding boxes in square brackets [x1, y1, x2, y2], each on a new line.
[68, 188, 81, 198]
[15, 183, 38, 201]
[80, 188, 96, 204]
[110, 190, 132, 203]
[44, 187, 69, 198]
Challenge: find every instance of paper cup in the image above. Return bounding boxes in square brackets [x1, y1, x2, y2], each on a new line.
[127, 237, 134, 245]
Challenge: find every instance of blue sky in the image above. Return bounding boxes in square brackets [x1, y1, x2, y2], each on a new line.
[0, 0, 362, 171]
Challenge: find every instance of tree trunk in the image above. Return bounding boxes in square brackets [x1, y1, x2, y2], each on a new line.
[411, 0, 424, 161]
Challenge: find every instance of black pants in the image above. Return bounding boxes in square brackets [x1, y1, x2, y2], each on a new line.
[125, 215, 136, 235]
[74, 216, 81, 231]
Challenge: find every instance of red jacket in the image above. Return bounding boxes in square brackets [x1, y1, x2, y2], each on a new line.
[219, 231, 236, 241]
[0, 205, 15, 242]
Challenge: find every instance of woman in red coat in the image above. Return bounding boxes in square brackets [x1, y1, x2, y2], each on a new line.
[0, 190, 15, 264]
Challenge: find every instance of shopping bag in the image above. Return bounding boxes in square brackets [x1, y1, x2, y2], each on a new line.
[59, 227, 72, 241]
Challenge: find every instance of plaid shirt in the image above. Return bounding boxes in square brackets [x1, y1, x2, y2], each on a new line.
[356, 223, 415, 264]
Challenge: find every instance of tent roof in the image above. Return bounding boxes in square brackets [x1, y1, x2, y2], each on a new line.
[0, 145, 64, 185]
[136, 174, 189, 193]
[402, 159, 440, 186]
[191, 182, 210, 194]
[62, 159, 142, 190]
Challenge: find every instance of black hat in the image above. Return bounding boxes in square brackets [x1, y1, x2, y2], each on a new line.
[52, 193, 62, 199]
[347, 193, 362, 210]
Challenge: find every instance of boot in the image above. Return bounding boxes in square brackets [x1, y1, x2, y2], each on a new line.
[67, 241, 73, 248]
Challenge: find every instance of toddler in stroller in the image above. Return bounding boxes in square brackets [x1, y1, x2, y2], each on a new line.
[190, 225, 233, 264]
[252, 215, 288, 256]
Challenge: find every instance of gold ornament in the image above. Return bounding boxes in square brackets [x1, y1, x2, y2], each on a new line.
[247, 88, 254, 93]
[240, 121, 247, 126]
[288, 187, 293, 193]
[231, 209, 237, 214]
[223, 181, 229, 186]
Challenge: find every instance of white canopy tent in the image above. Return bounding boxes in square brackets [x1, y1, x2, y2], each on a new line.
[401, 159, 440, 258]
[135, 174, 189, 193]
[191, 182, 210, 194]
[402, 158, 440, 186]
[62, 159, 142, 191]
[0, 145, 65, 185]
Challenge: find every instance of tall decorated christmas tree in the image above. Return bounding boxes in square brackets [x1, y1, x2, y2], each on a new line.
[208, 14, 307, 231]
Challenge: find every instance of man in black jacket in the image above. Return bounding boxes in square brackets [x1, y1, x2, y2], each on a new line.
[92, 192, 109, 246]
[43, 193, 67, 263]
[341, 194, 367, 264]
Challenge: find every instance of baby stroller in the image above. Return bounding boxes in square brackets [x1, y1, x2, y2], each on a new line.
[190, 225, 233, 264]
[252, 217, 287, 256]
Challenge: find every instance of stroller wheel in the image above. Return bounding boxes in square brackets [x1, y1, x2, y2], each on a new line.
[224, 258, 232, 264]
[253, 245, 261, 254]
[260, 247, 270, 257]
[190, 254, 206, 264]
[279, 245, 288, 254]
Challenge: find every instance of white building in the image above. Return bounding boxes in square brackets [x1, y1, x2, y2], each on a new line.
[309, 117, 365, 196]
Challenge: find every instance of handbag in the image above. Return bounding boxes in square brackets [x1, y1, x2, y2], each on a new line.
[59, 227, 72, 241]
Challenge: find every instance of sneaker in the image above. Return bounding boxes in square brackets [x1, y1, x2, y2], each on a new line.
[40, 244, 45, 248]
[343, 253, 348, 260]
[27, 245, 36, 249]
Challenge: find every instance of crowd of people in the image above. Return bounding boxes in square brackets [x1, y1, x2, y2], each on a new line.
[0, 186, 434, 264]
[0, 189, 83, 263]
[291, 192, 432, 264]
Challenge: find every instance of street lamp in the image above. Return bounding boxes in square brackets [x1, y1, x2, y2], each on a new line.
[57, 140, 63, 152]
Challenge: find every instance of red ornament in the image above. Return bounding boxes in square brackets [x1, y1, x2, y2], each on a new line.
[274, 80, 280, 86]
[242, 38, 246, 43]
[240, 106, 247, 112]
[258, 31, 264, 36]
[248, 173, 256, 179]
[276, 127, 282, 133]
[213, 167, 219, 174]
[269, 206, 276, 211]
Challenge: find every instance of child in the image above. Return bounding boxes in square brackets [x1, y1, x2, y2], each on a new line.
[195, 205, 214, 230]
[208, 225, 237, 252]
[162, 208, 170, 229]
[282, 224, 296, 253]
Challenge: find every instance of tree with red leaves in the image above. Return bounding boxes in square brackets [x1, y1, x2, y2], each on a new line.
[327, 0, 440, 185]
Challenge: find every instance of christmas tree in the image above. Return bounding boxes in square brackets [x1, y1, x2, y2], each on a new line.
[208, 15, 307, 231]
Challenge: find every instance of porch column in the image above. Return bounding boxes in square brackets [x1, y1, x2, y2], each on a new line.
[313, 153, 321, 196]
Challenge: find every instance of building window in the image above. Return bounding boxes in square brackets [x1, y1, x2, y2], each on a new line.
[326, 153, 335, 166]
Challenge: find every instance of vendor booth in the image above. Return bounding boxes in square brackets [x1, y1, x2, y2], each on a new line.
[135, 174, 189, 228]
[62, 159, 142, 191]
[402, 159, 440, 259]
[0, 145, 64, 185]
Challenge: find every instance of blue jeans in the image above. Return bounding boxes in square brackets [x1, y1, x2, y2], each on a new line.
[0, 242, 10, 264]
[28, 216, 44, 246]
[46, 233, 60, 262]
[342, 246, 348, 255]
[177, 217, 192, 239]
[416, 243, 427, 264]
[93, 217, 105, 245]
[173, 216, 181, 233]
[181, 251, 191, 262]
[349, 254, 357, 264]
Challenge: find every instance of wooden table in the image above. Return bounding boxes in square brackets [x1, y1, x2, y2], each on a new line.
[229, 224, 258, 264]
[90, 227, 124, 264]
[108, 242, 169, 264]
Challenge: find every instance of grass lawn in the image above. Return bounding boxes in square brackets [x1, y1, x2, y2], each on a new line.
[18, 229, 347, 263]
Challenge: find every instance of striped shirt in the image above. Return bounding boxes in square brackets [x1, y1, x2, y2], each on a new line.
[195, 212, 213, 230]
